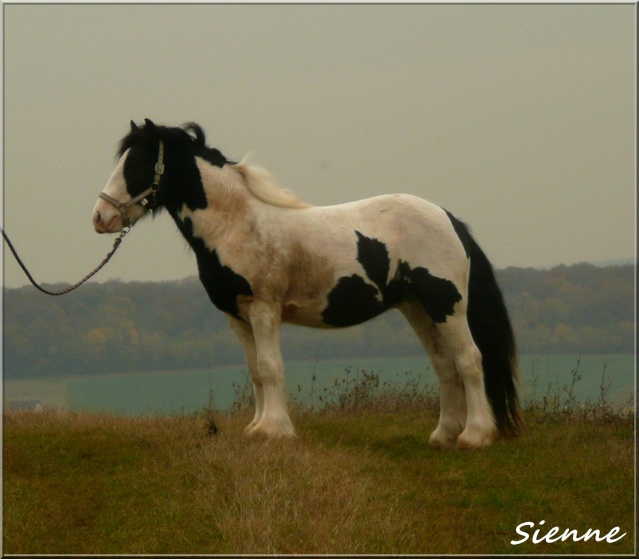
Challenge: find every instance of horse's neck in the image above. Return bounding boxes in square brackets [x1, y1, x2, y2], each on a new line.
[173, 159, 252, 251]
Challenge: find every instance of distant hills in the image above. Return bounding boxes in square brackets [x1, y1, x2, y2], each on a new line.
[579, 258, 634, 268]
[2, 263, 635, 379]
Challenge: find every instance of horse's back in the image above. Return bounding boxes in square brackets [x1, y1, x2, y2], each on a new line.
[307, 193, 469, 276]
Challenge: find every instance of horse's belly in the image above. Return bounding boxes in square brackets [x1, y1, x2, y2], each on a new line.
[281, 301, 334, 328]
[281, 297, 390, 329]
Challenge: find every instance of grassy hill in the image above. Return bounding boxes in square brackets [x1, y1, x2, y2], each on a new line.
[3, 380, 634, 555]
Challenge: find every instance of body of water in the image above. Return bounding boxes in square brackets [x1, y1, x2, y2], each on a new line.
[4, 354, 634, 416]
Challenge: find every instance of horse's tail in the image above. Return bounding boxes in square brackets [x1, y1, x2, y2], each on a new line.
[447, 212, 523, 438]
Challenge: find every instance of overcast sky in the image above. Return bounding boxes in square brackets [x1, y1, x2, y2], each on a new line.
[2, 4, 636, 289]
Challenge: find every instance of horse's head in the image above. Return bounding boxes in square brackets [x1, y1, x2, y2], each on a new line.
[93, 119, 166, 233]
[93, 119, 232, 234]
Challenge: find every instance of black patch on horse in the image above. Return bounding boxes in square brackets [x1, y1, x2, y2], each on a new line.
[397, 262, 462, 323]
[355, 231, 390, 293]
[322, 231, 461, 327]
[178, 217, 253, 319]
[322, 274, 383, 326]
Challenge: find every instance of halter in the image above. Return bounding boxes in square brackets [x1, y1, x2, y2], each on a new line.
[99, 140, 165, 228]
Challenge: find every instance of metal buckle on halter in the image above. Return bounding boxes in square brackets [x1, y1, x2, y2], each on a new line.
[154, 141, 165, 180]
[140, 183, 159, 208]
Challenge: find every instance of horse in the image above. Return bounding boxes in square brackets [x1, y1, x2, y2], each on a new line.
[93, 119, 522, 449]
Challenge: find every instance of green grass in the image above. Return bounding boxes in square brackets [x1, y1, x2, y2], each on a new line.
[3, 366, 635, 555]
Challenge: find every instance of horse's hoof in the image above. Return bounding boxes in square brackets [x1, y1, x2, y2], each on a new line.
[428, 425, 460, 449]
[245, 418, 296, 439]
[456, 425, 496, 449]
[428, 435, 457, 449]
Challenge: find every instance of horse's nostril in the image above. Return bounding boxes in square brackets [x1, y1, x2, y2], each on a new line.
[95, 210, 102, 224]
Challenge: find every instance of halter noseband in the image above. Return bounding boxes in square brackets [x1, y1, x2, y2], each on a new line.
[99, 140, 165, 228]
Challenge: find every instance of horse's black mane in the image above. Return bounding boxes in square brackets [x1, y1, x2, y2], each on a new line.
[117, 121, 230, 167]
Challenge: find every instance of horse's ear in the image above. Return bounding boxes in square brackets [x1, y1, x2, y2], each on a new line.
[143, 118, 159, 143]
[130, 120, 138, 131]
[144, 118, 160, 146]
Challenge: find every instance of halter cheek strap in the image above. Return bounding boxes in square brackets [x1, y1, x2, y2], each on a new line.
[99, 140, 165, 228]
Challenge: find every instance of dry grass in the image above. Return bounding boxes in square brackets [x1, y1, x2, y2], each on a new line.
[4, 400, 635, 555]
[3, 410, 428, 554]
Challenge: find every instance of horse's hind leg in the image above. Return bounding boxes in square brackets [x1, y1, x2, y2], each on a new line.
[436, 314, 497, 449]
[228, 317, 264, 432]
[399, 301, 467, 449]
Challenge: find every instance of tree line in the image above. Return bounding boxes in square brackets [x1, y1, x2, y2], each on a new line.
[3, 263, 634, 379]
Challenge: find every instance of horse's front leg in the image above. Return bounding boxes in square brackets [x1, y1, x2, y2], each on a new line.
[227, 317, 264, 433]
[244, 301, 295, 438]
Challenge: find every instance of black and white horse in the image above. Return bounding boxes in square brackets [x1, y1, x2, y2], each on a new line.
[93, 119, 521, 449]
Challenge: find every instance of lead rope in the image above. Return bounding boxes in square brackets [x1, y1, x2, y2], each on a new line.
[2, 226, 131, 296]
